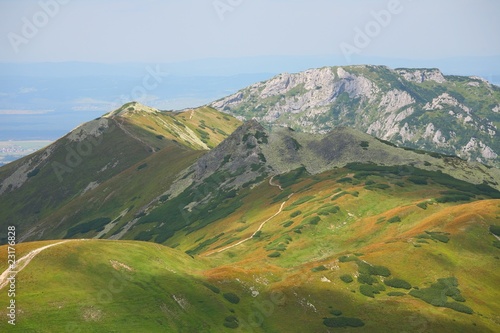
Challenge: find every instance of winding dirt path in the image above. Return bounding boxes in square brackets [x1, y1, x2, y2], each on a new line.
[0, 240, 71, 290]
[269, 175, 283, 191]
[204, 176, 293, 256]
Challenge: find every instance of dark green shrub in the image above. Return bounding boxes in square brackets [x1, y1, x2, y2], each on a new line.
[417, 202, 428, 210]
[275, 167, 308, 188]
[202, 282, 220, 294]
[388, 216, 401, 223]
[409, 277, 472, 314]
[337, 177, 353, 183]
[282, 221, 294, 228]
[159, 194, 170, 202]
[445, 302, 473, 314]
[137, 163, 148, 170]
[358, 274, 378, 285]
[317, 205, 340, 216]
[223, 315, 239, 329]
[360, 141, 369, 148]
[267, 251, 281, 258]
[408, 176, 428, 185]
[426, 231, 450, 243]
[489, 225, 500, 237]
[311, 265, 328, 272]
[436, 195, 471, 203]
[330, 309, 343, 316]
[323, 317, 364, 328]
[27, 168, 40, 178]
[223, 293, 240, 304]
[360, 284, 383, 298]
[340, 274, 354, 283]
[304, 216, 321, 225]
[290, 210, 302, 218]
[358, 261, 391, 277]
[384, 278, 412, 290]
[365, 183, 391, 190]
[65, 217, 111, 238]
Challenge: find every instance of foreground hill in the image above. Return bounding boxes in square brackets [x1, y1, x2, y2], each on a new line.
[211, 65, 500, 167]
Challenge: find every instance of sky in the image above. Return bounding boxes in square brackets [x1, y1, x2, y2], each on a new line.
[0, 0, 500, 141]
[0, 0, 499, 64]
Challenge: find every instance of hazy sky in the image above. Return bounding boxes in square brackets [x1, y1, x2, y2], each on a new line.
[0, 0, 499, 63]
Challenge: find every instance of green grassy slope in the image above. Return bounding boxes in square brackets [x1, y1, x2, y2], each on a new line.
[1, 166, 499, 332]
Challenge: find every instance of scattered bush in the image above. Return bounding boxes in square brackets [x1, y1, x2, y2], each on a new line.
[330, 309, 343, 316]
[426, 231, 450, 243]
[267, 251, 281, 258]
[311, 265, 328, 272]
[317, 205, 340, 216]
[27, 168, 40, 178]
[304, 216, 321, 225]
[358, 274, 378, 285]
[223, 293, 240, 304]
[276, 167, 308, 188]
[417, 202, 428, 210]
[445, 302, 473, 314]
[489, 225, 500, 237]
[340, 275, 354, 283]
[223, 316, 239, 329]
[282, 221, 294, 228]
[202, 282, 220, 294]
[65, 217, 111, 238]
[388, 216, 401, 223]
[384, 278, 412, 290]
[436, 195, 471, 203]
[337, 177, 353, 183]
[137, 163, 148, 170]
[359, 284, 384, 298]
[290, 210, 302, 218]
[357, 262, 391, 277]
[360, 141, 370, 148]
[365, 183, 390, 190]
[408, 176, 428, 185]
[409, 277, 472, 314]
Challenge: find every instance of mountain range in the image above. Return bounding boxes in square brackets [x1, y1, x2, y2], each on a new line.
[0, 66, 499, 332]
[212, 65, 500, 167]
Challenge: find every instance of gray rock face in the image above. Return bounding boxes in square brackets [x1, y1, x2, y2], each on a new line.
[211, 65, 500, 167]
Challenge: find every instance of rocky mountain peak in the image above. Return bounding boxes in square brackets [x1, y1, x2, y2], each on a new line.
[211, 65, 500, 167]
[104, 101, 159, 118]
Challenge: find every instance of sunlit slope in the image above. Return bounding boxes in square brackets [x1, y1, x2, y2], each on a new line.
[156, 166, 500, 332]
[105, 102, 242, 150]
